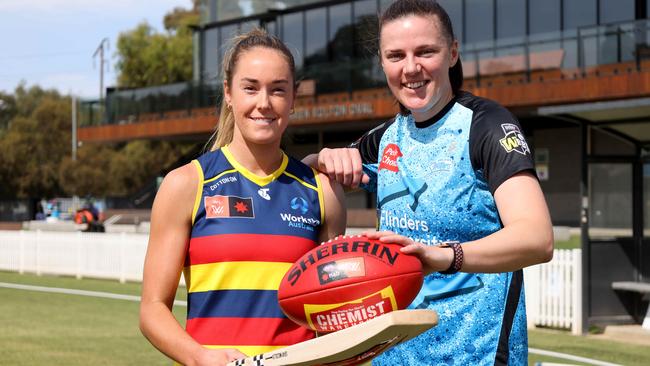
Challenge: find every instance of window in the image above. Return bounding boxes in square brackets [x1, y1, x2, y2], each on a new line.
[218, 24, 238, 76]
[599, 0, 634, 24]
[354, 0, 378, 58]
[438, 0, 463, 44]
[529, 0, 560, 37]
[305, 8, 327, 65]
[465, 0, 494, 44]
[203, 27, 220, 82]
[496, 0, 525, 41]
[564, 0, 597, 29]
[282, 13, 304, 69]
[329, 3, 353, 61]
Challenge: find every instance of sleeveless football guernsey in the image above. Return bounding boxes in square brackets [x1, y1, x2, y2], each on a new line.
[185, 145, 325, 356]
[353, 91, 535, 366]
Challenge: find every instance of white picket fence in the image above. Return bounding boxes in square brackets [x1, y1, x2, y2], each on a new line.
[0, 230, 581, 333]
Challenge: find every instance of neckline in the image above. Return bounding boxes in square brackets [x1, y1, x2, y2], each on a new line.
[222, 145, 288, 187]
[413, 96, 457, 129]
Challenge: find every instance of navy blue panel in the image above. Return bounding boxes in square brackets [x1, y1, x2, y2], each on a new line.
[187, 289, 286, 319]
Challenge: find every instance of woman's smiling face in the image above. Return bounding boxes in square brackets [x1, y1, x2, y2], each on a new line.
[380, 14, 458, 122]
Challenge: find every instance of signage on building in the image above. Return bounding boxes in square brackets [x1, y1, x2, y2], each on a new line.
[291, 102, 374, 123]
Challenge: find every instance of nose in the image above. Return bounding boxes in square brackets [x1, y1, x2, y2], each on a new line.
[257, 89, 271, 111]
[404, 55, 420, 75]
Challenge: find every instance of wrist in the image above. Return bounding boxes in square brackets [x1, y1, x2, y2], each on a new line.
[439, 241, 463, 274]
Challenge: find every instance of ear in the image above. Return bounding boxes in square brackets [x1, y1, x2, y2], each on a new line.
[223, 79, 232, 106]
[449, 40, 459, 68]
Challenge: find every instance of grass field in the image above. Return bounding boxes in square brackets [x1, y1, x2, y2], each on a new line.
[1, 271, 649, 366]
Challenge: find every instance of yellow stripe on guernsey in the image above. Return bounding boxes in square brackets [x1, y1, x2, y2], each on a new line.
[222, 145, 288, 187]
[191, 160, 205, 226]
[186, 261, 292, 293]
[312, 168, 325, 224]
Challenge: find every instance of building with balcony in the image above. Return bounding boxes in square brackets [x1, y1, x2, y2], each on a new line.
[78, 0, 650, 330]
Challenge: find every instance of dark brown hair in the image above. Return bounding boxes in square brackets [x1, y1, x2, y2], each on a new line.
[209, 28, 296, 150]
[379, 0, 463, 115]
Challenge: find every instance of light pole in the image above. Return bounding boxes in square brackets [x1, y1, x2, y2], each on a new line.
[93, 38, 110, 101]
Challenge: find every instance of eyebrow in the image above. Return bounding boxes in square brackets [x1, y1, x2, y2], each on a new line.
[240, 77, 290, 84]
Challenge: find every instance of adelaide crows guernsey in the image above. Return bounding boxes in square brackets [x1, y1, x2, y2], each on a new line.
[353, 91, 535, 366]
[186, 146, 324, 356]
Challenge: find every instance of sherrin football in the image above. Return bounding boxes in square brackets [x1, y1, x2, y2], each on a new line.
[277, 235, 423, 333]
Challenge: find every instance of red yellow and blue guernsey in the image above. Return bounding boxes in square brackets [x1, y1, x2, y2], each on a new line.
[186, 145, 325, 357]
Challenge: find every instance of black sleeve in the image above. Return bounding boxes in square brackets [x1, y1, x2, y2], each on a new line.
[348, 118, 396, 165]
[468, 101, 536, 194]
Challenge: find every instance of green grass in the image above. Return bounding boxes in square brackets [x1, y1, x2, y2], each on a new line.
[0, 271, 185, 365]
[554, 234, 581, 249]
[1, 271, 649, 366]
[529, 328, 650, 366]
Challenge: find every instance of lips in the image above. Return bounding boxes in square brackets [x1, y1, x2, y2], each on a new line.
[249, 116, 276, 123]
[402, 80, 429, 90]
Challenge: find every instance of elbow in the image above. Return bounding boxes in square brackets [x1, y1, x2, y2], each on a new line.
[537, 228, 554, 264]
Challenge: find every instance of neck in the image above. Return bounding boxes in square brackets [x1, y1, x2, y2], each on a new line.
[227, 138, 284, 176]
[411, 88, 455, 122]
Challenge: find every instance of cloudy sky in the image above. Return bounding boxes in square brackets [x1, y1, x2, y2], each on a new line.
[0, 0, 191, 99]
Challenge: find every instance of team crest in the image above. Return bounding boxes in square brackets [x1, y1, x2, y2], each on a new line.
[204, 195, 255, 219]
[499, 123, 530, 155]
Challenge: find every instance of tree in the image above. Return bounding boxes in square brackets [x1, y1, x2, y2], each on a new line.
[115, 1, 199, 88]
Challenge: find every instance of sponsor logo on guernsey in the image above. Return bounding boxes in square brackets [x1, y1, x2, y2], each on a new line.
[317, 257, 366, 285]
[379, 143, 402, 172]
[257, 187, 271, 200]
[204, 195, 254, 219]
[379, 209, 430, 233]
[280, 196, 319, 232]
[208, 176, 237, 191]
[499, 123, 530, 155]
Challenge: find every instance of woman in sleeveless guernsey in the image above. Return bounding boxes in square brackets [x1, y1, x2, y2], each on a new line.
[140, 29, 346, 366]
[304, 1, 553, 365]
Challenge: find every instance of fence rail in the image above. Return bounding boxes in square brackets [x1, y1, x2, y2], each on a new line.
[0, 231, 580, 332]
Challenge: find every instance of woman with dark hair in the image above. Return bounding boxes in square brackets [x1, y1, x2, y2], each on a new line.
[140, 28, 346, 366]
[305, 0, 553, 364]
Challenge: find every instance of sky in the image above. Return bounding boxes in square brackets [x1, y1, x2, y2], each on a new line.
[0, 0, 192, 99]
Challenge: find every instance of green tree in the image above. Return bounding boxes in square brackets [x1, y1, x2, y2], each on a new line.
[115, 1, 199, 88]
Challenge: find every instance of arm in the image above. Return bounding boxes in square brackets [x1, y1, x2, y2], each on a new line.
[139, 163, 245, 366]
[317, 172, 347, 243]
[373, 171, 553, 274]
[303, 149, 368, 188]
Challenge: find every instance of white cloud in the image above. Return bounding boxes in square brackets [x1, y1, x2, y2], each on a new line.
[39, 72, 111, 99]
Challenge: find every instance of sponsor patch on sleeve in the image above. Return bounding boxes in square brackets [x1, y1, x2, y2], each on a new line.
[499, 123, 530, 155]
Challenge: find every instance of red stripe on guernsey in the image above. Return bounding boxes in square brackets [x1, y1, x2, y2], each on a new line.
[187, 317, 314, 346]
[187, 233, 317, 265]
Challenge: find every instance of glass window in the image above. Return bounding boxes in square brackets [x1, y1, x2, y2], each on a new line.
[218, 24, 238, 77]
[305, 8, 328, 65]
[240, 21, 258, 34]
[465, 0, 494, 44]
[282, 13, 304, 69]
[203, 27, 220, 82]
[564, 0, 597, 30]
[380, 0, 393, 13]
[264, 20, 277, 36]
[438, 0, 463, 45]
[599, 0, 634, 24]
[354, 0, 378, 58]
[496, 0, 525, 41]
[529, 0, 560, 36]
[330, 3, 353, 61]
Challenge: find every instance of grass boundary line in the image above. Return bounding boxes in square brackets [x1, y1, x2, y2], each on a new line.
[529, 347, 622, 366]
[0, 281, 187, 307]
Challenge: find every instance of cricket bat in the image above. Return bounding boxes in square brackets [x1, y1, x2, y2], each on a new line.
[227, 309, 438, 366]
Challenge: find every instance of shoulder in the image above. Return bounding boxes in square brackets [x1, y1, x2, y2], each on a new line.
[350, 116, 399, 164]
[159, 162, 199, 198]
[286, 155, 320, 186]
[456, 91, 516, 124]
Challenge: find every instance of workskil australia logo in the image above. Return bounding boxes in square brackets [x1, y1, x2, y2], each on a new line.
[499, 123, 530, 155]
[379, 143, 402, 172]
[280, 196, 320, 231]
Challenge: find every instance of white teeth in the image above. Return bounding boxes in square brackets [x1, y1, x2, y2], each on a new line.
[251, 117, 274, 123]
[405, 81, 426, 89]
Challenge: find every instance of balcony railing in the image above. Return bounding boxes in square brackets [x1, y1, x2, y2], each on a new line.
[80, 19, 650, 127]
